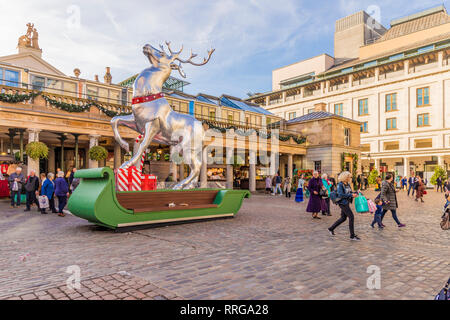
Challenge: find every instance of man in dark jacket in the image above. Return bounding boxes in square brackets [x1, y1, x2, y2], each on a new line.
[436, 177, 443, 193]
[8, 167, 25, 208]
[24, 169, 40, 212]
[407, 176, 416, 197]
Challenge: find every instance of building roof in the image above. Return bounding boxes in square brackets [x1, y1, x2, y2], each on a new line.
[118, 74, 190, 91]
[377, 5, 450, 42]
[220, 95, 274, 115]
[286, 111, 358, 124]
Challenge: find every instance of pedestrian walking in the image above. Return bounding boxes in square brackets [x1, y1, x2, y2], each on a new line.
[380, 174, 406, 228]
[415, 176, 425, 203]
[295, 174, 305, 203]
[273, 173, 283, 196]
[437, 177, 443, 193]
[328, 171, 361, 241]
[8, 167, 25, 208]
[40, 172, 56, 214]
[265, 176, 272, 194]
[370, 198, 384, 229]
[24, 169, 40, 212]
[306, 171, 326, 220]
[54, 171, 69, 217]
[321, 173, 332, 216]
[283, 176, 292, 199]
[407, 176, 416, 196]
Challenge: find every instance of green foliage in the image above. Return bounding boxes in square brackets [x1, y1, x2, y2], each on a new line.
[89, 146, 108, 161]
[430, 166, 447, 185]
[368, 169, 379, 185]
[25, 142, 49, 160]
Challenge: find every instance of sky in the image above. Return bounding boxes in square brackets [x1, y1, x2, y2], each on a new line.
[0, 0, 448, 98]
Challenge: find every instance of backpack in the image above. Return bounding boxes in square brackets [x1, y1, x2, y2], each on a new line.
[330, 182, 342, 205]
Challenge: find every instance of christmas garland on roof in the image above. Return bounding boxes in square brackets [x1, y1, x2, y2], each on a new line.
[201, 120, 306, 145]
[0, 91, 131, 117]
[0, 92, 39, 103]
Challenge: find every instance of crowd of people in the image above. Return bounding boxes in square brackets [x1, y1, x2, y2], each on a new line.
[7, 167, 80, 217]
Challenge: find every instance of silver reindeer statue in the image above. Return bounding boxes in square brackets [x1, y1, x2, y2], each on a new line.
[111, 42, 215, 190]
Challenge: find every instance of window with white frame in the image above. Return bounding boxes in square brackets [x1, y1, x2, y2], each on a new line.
[344, 128, 350, 146]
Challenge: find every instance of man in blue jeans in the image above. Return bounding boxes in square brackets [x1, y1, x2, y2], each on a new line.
[8, 167, 25, 208]
[407, 176, 416, 197]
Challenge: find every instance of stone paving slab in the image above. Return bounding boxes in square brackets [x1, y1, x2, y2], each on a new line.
[0, 189, 449, 300]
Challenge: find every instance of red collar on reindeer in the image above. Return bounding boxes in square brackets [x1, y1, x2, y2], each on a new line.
[132, 92, 165, 105]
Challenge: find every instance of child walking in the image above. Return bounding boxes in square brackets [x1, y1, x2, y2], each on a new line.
[370, 198, 384, 229]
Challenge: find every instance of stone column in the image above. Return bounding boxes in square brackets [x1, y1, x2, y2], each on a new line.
[226, 147, 234, 189]
[72, 134, 81, 169]
[200, 147, 208, 188]
[19, 129, 25, 162]
[269, 150, 278, 176]
[114, 141, 122, 169]
[403, 157, 409, 177]
[58, 134, 67, 173]
[27, 129, 40, 175]
[438, 155, 444, 167]
[7, 129, 16, 156]
[48, 147, 55, 173]
[249, 149, 256, 192]
[88, 135, 101, 169]
[287, 153, 293, 178]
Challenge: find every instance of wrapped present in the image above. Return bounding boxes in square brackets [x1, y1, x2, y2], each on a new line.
[115, 166, 142, 192]
[141, 174, 157, 191]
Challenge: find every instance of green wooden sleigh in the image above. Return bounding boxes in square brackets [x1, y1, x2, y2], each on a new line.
[67, 167, 250, 230]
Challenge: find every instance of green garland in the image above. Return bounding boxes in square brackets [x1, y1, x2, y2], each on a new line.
[0, 92, 39, 103]
[0, 92, 306, 145]
[201, 120, 306, 145]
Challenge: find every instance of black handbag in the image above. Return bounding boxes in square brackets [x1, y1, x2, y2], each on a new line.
[435, 278, 450, 300]
[319, 188, 328, 199]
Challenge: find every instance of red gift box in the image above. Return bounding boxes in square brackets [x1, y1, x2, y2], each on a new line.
[115, 166, 142, 192]
[141, 174, 157, 191]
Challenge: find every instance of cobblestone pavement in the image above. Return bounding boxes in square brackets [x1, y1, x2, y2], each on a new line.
[0, 189, 449, 300]
[4, 272, 182, 300]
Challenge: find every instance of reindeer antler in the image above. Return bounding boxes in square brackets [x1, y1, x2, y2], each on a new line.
[175, 47, 215, 66]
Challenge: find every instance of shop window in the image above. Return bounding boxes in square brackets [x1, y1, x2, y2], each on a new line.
[344, 128, 350, 146]
[288, 111, 296, 120]
[314, 161, 322, 172]
[384, 141, 399, 151]
[360, 122, 368, 133]
[385, 93, 397, 111]
[358, 99, 368, 116]
[334, 103, 343, 116]
[4, 69, 19, 87]
[31, 75, 45, 91]
[417, 87, 430, 106]
[417, 113, 430, 127]
[361, 144, 370, 152]
[386, 118, 397, 130]
[414, 138, 432, 149]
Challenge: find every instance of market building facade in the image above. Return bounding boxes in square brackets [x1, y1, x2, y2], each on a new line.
[248, 5, 450, 185]
[0, 23, 360, 192]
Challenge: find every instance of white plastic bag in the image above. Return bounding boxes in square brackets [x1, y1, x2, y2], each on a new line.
[12, 181, 19, 191]
[38, 195, 49, 209]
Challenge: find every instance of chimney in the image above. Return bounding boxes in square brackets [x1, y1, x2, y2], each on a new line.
[104, 67, 112, 85]
[73, 68, 81, 78]
[94, 75, 99, 82]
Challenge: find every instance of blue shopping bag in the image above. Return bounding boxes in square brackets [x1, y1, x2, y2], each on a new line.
[355, 192, 369, 213]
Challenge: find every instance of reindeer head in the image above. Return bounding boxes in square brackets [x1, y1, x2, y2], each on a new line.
[143, 41, 215, 80]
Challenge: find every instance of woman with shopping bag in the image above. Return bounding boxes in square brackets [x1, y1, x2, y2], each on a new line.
[40, 173, 56, 214]
[380, 174, 406, 228]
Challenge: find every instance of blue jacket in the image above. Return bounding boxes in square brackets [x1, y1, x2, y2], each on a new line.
[41, 179, 55, 199]
[54, 177, 69, 197]
[375, 204, 383, 216]
[337, 182, 354, 205]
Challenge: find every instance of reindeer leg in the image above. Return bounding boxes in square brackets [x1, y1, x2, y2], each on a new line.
[111, 114, 138, 153]
[120, 120, 160, 169]
[182, 149, 202, 189]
